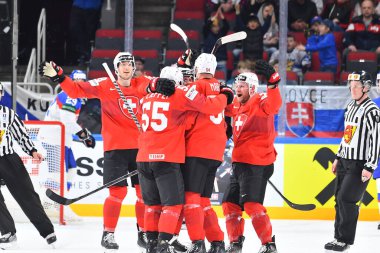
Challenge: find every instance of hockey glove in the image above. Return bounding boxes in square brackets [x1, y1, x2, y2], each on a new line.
[225, 117, 233, 139]
[177, 48, 198, 68]
[220, 85, 234, 105]
[147, 78, 176, 96]
[76, 128, 96, 148]
[255, 59, 280, 87]
[38, 61, 65, 83]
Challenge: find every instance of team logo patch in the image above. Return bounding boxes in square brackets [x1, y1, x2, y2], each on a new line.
[234, 114, 248, 138]
[185, 86, 198, 101]
[118, 96, 139, 119]
[286, 102, 315, 137]
[343, 125, 357, 144]
[149, 154, 165, 160]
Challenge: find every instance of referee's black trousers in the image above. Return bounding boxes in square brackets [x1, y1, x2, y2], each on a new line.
[0, 153, 54, 238]
[334, 159, 368, 245]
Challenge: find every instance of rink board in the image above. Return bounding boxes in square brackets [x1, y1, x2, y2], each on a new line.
[68, 136, 379, 220]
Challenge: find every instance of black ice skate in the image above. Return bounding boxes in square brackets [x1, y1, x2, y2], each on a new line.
[146, 238, 158, 253]
[170, 236, 188, 252]
[331, 241, 350, 252]
[137, 230, 147, 249]
[208, 241, 225, 253]
[0, 232, 17, 250]
[187, 240, 206, 253]
[226, 236, 245, 253]
[101, 231, 119, 251]
[156, 239, 176, 253]
[324, 239, 338, 250]
[45, 232, 57, 248]
[258, 236, 277, 253]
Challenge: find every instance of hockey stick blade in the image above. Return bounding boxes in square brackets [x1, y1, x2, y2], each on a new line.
[268, 180, 316, 211]
[211, 31, 247, 55]
[46, 170, 138, 205]
[170, 23, 189, 49]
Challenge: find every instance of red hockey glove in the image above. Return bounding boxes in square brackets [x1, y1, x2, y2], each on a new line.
[255, 59, 280, 87]
[220, 85, 234, 105]
[76, 128, 96, 148]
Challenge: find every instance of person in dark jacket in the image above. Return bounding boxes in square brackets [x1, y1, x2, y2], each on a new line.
[344, 0, 380, 54]
[297, 19, 338, 73]
[321, 0, 353, 31]
[288, 0, 318, 31]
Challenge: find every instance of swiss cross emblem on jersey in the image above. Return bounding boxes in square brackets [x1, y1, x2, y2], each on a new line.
[118, 96, 139, 119]
[234, 114, 248, 137]
[286, 102, 315, 137]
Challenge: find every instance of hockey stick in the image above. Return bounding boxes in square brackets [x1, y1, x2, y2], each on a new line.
[268, 180, 316, 211]
[46, 170, 138, 205]
[102, 62, 142, 132]
[211, 31, 247, 55]
[170, 23, 189, 49]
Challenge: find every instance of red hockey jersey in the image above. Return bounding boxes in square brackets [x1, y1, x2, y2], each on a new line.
[185, 78, 227, 161]
[60, 76, 150, 151]
[137, 85, 227, 163]
[227, 87, 282, 165]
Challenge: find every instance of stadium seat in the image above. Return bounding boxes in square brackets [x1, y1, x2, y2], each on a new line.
[176, 0, 204, 11]
[165, 50, 183, 66]
[286, 71, 299, 85]
[290, 32, 307, 45]
[346, 51, 378, 79]
[167, 30, 200, 50]
[340, 71, 350, 86]
[303, 71, 335, 85]
[333, 31, 344, 52]
[174, 11, 204, 31]
[133, 50, 160, 76]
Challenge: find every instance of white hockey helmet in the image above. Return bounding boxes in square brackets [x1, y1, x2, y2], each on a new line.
[113, 52, 135, 75]
[234, 72, 259, 93]
[160, 66, 184, 86]
[194, 53, 217, 76]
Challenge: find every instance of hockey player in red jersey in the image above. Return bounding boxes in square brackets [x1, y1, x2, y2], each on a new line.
[39, 52, 175, 251]
[222, 60, 282, 253]
[137, 66, 234, 253]
[181, 53, 229, 253]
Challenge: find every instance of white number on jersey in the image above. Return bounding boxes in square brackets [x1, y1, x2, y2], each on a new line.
[141, 101, 170, 132]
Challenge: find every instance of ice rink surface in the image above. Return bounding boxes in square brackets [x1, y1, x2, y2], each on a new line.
[3, 218, 379, 253]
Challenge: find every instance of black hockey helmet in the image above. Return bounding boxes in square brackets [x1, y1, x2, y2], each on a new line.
[347, 70, 373, 89]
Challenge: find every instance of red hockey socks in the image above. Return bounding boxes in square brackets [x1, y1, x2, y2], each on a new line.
[135, 184, 145, 230]
[222, 201, 245, 242]
[184, 192, 205, 241]
[145, 205, 161, 232]
[103, 186, 127, 231]
[244, 202, 272, 245]
[201, 197, 224, 242]
[158, 205, 183, 235]
[174, 209, 184, 235]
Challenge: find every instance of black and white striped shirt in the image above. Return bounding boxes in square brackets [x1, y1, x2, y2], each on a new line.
[337, 98, 380, 170]
[0, 105, 36, 157]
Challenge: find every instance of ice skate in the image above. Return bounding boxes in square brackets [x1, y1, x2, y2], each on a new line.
[170, 236, 188, 252]
[156, 239, 175, 253]
[187, 240, 206, 253]
[0, 232, 17, 250]
[226, 236, 244, 253]
[45, 233, 57, 249]
[208, 241, 225, 253]
[101, 231, 119, 252]
[258, 236, 277, 253]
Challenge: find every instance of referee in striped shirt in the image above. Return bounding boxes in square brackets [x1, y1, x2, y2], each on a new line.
[0, 82, 56, 248]
[325, 71, 380, 252]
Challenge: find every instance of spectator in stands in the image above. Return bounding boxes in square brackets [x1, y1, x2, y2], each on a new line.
[134, 56, 147, 77]
[321, 0, 353, 31]
[235, 9, 271, 63]
[270, 34, 311, 79]
[205, 0, 240, 21]
[308, 16, 322, 37]
[258, 1, 279, 58]
[344, 0, 380, 54]
[353, 0, 380, 17]
[203, 6, 230, 79]
[297, 19, 338, 73]
[240, 0, 267, 24]
[312, 0, 324, 15]
[288, 0, 318, 32]
[67, 0, 103, 66]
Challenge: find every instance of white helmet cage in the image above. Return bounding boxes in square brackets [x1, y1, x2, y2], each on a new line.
[178, 67, 194, 84]
[234, 72, 259, 94]
[160, 66, 184, 86]
[194, 53, 217, 76]
[113, 52, 135, 76]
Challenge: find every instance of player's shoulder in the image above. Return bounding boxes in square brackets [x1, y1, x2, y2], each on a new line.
[133, 75, 152, 85]
[88, 77, 109, 87]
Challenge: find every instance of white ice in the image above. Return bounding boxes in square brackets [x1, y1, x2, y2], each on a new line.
[3, 218, 379, 253]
